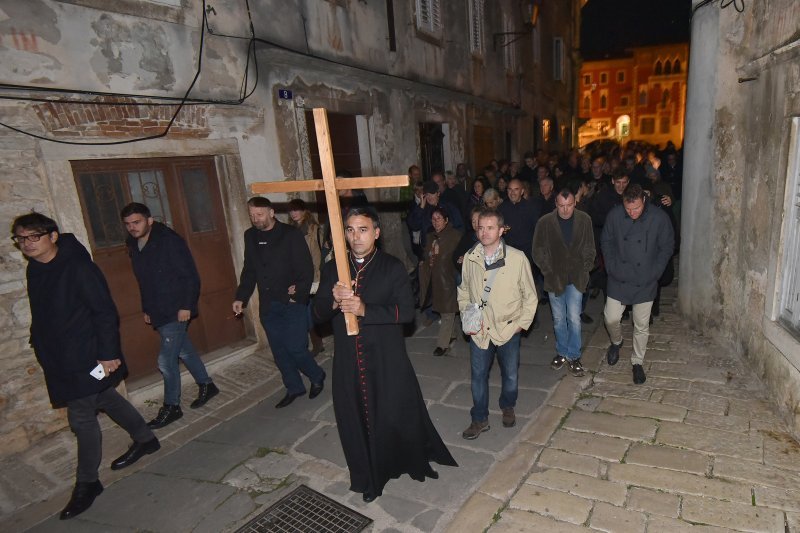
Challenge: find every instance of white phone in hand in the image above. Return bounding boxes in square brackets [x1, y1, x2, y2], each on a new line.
[90, 363, 106, 380]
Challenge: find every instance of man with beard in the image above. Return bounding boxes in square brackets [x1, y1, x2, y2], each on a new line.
[313, 207, 457, 502]
[233, 196, 326, 408]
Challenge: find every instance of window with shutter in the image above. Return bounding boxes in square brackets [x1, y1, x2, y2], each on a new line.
[416, 0, 442, 36]
[469, 0, 485, 56]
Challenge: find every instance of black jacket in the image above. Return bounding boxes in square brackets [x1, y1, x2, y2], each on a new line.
[27, 234, 126, 407]
[126, 222, 200, 329]
[235, 221, 314, 311]
[498, 197, 543, 262]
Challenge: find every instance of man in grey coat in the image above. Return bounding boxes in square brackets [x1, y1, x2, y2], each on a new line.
[601, 184, 674, 384]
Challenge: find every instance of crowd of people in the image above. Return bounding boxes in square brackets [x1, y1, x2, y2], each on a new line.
[405, 140, 679, 439]
[11, 139, 680, 517]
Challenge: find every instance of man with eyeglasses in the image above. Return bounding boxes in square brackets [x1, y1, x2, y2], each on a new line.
[12, 213, 159, 520]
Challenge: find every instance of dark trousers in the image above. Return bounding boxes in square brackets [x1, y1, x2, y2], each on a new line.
[261, 300, 325, 395]
[67, 387, 153, 483]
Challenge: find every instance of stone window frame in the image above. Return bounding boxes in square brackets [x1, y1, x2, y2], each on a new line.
[765, 118, 800, 361]
[599, 71, 608, 85]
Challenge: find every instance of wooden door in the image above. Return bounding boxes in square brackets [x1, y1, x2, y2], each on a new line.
[72, 157, 245, 379]
[473, 125, 495, 171]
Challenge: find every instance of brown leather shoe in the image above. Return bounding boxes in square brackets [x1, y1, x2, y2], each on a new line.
[462, 420, 490, 440]
[502, 407, 516, 428]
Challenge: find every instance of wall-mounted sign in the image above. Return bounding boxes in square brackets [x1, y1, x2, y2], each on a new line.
[278, 89, 293, 100]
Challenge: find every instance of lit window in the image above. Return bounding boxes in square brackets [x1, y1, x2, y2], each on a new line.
[542, 119, 551, 143]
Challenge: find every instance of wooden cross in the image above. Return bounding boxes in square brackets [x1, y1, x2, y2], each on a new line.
[251, 108, 409, 335]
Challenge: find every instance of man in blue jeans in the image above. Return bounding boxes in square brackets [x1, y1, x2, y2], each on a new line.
[457, 209, 537, 439]
[533, 189, 596, 377]
[122, 203, 219, 429]
[233, 196, 325, 408]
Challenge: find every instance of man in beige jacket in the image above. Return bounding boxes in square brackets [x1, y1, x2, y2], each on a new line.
[457, 209, 538, 440]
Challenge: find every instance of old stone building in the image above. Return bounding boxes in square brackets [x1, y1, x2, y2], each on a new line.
[578, 43, 688, 148]
[681, 0, 800, 436]
[0, 0, 581, 455]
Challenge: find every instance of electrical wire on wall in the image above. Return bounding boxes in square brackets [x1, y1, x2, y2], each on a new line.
[0, 0, 259, 145]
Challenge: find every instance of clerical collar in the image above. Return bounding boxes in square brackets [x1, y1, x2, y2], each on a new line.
[350, 249, 377, 272]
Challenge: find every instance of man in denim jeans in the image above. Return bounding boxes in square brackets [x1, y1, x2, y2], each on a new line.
[533, 189, 596, 377]
[457, 209, 537, 439]
[122, 203, 219, 429]
[233, 196, 326, 409]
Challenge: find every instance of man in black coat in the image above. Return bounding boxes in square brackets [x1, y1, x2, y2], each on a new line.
[601, 185, 674, 385]
[313, 207, 457, 503]
[13, 213, 159, 520]
[233, 196, 326, 408]
[122, 203, 218, 429]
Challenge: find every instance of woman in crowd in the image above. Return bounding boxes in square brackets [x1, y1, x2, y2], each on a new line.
[483, 188, 503, 210]
[418, 207, 462, 357]
[468, 177, 489, 210]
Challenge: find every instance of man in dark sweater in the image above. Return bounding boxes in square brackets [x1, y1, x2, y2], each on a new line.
[14, 213, 159, 520]
[122, 203, 219, 429]
[233, 196, 326, 408]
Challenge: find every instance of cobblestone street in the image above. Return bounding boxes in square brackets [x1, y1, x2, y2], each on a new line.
[449, 284, 800, 532]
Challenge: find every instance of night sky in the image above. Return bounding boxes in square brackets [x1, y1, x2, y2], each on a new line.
[581, 0, 692, 60]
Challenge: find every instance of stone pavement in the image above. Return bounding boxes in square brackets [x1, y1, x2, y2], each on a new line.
[3, 293, 604, 532]
[6, 283, 800, 532]
[447, 285, 800, 533]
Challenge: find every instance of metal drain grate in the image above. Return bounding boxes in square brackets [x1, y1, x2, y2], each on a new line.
[235, 484, 372, 533]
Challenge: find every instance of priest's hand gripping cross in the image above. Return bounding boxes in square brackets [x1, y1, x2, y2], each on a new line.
[250, 108, 409, 335]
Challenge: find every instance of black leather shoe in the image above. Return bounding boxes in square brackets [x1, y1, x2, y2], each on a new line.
[147, 404, 183, 429]
[111, 437, 161, 470]
[309, 372, 326, 400]
[362, 491, 376, 503]
[606, 341, 622, 366]
[433, 347, 449, 357]
[632, 364, 647, 385]
[190, 382, 219, 409]
[60, 480, 103, 520]
[275, 391, 303, 408]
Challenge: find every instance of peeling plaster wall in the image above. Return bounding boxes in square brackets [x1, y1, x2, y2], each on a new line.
[682, 0, 800, 436]
[0, 0, 581, 455]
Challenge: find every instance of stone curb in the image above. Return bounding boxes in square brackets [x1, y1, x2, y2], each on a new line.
[443, 323, 609, 532]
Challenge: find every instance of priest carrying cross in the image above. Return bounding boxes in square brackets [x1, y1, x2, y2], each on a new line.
[231, 108, 408, 409]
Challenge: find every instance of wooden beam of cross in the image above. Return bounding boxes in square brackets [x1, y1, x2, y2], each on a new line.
[251, 108, 409, 335]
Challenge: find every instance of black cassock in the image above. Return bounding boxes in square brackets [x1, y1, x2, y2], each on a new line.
[313, 250, 457, 497]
